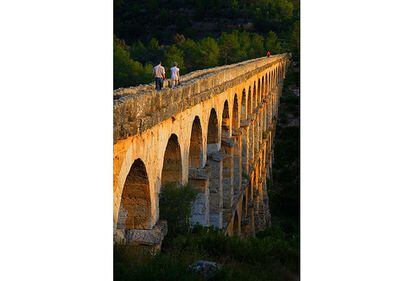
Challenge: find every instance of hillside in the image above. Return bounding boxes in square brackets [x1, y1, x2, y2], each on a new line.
[113, 0, 299, 89]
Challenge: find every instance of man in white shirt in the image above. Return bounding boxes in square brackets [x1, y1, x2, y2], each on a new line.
[153, 62, 166, 90]
[170, 62, 180, 88]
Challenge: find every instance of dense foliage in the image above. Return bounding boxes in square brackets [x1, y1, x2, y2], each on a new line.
[159, 182, 198, 239]
[115, 226, 298, 281]
[113, 0, 299, 89]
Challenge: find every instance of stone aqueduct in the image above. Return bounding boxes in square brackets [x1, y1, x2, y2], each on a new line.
[113, 54, 291, 247]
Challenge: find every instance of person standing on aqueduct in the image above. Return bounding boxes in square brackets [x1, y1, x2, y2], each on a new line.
[153, 61, 166, 90]
[170, 62, 180, 88]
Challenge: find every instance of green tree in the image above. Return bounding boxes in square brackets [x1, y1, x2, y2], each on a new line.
[113, 42, 143, 89]
[248, 33, 265, 58]
[146, 37, 163, 65]
[139, 63, 154, 83]
[195, 37, 220, 68]
[159, 183, 197, 238]
[265, 31, 283, 54]
[219, 31, 242, 64]
[288, 20, 300, 60]
[163, 45, 186, 75]
[180, 38, 198, 71]
[237, 31, 250, 61]
[130, 40, 147, 63]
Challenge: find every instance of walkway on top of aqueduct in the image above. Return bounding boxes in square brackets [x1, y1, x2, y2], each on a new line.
[113, 54, 291, 248]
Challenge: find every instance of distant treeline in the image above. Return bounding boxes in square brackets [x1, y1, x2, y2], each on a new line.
[115, 31, 285, 89]
[114, 0, 299, 89]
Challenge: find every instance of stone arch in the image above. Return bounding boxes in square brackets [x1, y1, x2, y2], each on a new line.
[232, 93, 242, 204]
[247, 87, 252, 115]
[241, 192, 248, 235]
[189, 116, 203, 168]
[117, 158, 151, 230]
[242, 192, 247, 218]
[249, 172, 254, 202]
[222, 99, 233, 222]
[232, 94, 239, 131]
[261, 76, 264, 101]
[278, 66, 281, 84]
[241, 129, 248, 175]
[256, 79, 260, 109]
[270, 71, 272, 89]
[275, 67, 277, 85]
[241, 89, 249, 175]
[161, 134, 182, 186]
[221, 100, 231, 139]
[248, 124, 254, 166]
[233, 210, 240, 236]
[207, 107, 223, 228]
[269, 72, 271, 92]
[207, 108, 220, 154]
[241, 89, 247, 119]
[254, 112, 260, 154]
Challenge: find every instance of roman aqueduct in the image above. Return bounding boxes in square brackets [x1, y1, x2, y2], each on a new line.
[113, 54, 291, 247]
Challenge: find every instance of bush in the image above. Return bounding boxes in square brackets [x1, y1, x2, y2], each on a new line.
[114, 251, 202, 281]
[159, 182, 197, 240]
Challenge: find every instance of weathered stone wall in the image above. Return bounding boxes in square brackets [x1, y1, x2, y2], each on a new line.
[113, 54, 290, 142]
[113, 54, 290, 245]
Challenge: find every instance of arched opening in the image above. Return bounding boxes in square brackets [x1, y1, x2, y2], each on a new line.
[189, 116, 203, 168]
[275, 68, 278, 85]
[248, 124, 254, 164]
[268, 73, 270, 93]
[255, 114, 260, 154]
[222, 100, 230, 139]
[232, 94, 242, 203]
[207, 108, 222, 228]
[242, 193, 247, 218]
[261, 76, 264, 102]
[278, 67, 281, 84]
[232, 95, 239, 130]
[270, 71, 272, 89]
[117, 158, 151, 230]
[241, 89, 247, 119]
[233, 211, 240, 236]
[188, 116, 209, 227]
[207, 108, 219, 154]
[241, 90, 249, 175]
[274, 68, 277, 85]
[161, 134, 182, 186]
[222, 100, 233, 222]
[256, 80, 259, 109]
[248, 87, 252, 115]
[241, 192, 248, 235]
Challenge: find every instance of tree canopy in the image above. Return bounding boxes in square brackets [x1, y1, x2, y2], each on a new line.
[114, 0, 299, 89]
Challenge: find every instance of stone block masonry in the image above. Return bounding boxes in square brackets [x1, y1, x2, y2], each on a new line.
[113, 54, 291, 247]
